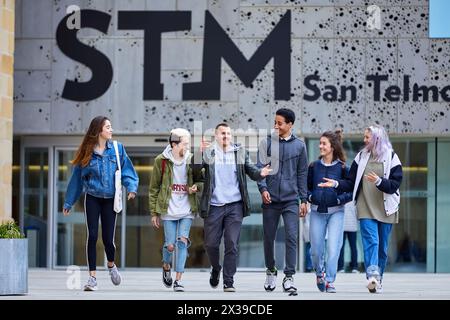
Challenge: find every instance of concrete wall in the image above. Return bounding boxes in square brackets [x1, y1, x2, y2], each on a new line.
[12, 0, 450, 136]
[0, 0, 14, 222]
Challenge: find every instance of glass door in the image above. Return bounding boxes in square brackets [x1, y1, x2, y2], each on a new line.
[22, 148, 49, 267]
[122, 152, 159, 267]
[125, 151, 209, 268]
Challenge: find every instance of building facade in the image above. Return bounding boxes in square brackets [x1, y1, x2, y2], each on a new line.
[0, 0, 14, 224]
[11, 0, 450, 272]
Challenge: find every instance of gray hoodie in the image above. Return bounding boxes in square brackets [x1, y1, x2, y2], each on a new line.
[257, 134, 308, 204]
[211, 144, 241, 206]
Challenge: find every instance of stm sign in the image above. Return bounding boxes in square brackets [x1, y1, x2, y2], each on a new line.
[56, 9, 291, 102]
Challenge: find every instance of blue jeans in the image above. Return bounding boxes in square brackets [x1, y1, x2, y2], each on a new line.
[310, 209, 344, 283]
[305, 242, 313, 271]
[359, 218, 393, 281]
[162, 218, 193, 273]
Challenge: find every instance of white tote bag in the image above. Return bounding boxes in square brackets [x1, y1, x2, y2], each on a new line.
[113, 140, 123, 213]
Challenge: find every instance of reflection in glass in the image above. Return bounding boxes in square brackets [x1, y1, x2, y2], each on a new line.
[24, 148, 48, 267]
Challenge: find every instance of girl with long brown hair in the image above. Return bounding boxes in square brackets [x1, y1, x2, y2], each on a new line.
[307, 129, 352, 293]
[63, 116, 139, 291]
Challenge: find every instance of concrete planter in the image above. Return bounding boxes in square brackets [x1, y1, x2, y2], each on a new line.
[0, 239, 28, 295]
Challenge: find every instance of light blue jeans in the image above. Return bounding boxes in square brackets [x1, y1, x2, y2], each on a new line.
[162, 218, 193, 273]
[359, 218, 393, 281]
[310, 209, 344, 284]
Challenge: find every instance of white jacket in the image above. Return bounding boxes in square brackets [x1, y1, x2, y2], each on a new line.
[352, 149, 402, 216]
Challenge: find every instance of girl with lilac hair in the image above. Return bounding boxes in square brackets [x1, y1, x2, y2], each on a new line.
[364, 125, 393, 161]
[318, 125, 403, 294]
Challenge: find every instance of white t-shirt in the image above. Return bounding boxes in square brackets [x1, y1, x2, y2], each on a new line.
[163, 162, 194, 220]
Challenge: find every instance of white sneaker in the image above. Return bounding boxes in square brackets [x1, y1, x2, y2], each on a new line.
[108, 264, 122, 286]
[376, 282, 383, 294]
[83, 276, 98, 291]
[367, 276, 379, 293]
[264, 268, 277, 292]
[351, 269, 360, 273]
[282, 276, 297, 292]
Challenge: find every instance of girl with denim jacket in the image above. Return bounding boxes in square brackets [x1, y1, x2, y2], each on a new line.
[307, 130, 352, 293]
[319, 125, 403, 294]
[63, 116, 139, 291]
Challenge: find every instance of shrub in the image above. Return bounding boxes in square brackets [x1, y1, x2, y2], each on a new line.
[0, 220, 24, 239]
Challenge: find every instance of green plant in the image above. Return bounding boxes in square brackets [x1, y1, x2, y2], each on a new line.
[0, 221, 24, 239]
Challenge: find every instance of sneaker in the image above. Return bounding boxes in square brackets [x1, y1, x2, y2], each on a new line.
[209, 267, 221, 289]
[162, 266, 173, 288]
[264, 268, 277, 292]
[223, 284, 236, 292]
[282, 276, 297, 292]
[351, 269, 360, 273]
[376, 281, 383, 294]
[83, 276, 98, 291]
[173, 280, 185, 292]
[316, 274, 326, 292]
[325, 282, 336, 293]
[108, 264, 121, 286]
[367, 276, 379, 293]
[337, 269, 345, 273]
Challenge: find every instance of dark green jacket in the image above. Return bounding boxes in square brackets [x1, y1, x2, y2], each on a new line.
[192, 145, 263, 219]
[149, 153, 203, 216]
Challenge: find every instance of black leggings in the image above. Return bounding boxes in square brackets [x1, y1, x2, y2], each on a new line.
[85, 194, 117, 271]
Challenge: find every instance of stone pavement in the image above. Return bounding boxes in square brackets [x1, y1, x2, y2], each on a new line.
[1, 269, 450, 300]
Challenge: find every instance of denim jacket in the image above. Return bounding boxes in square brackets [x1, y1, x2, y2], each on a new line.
[63, 140, 139, 210]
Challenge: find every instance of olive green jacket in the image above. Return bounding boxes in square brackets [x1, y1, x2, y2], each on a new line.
[149, 153, 203, 216]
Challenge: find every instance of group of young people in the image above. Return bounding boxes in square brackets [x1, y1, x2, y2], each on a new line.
[63, 109, 402, 295]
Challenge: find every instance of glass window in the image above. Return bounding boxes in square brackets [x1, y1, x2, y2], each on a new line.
[390, 140, 430, 272]
[24, 148, 48, 267]
[436, 140, 450, 272]
[125, 154, 163, 268]
[238, 180, 265, 268]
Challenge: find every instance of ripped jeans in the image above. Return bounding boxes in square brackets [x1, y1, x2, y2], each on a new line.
[162, 218, 193, 273]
